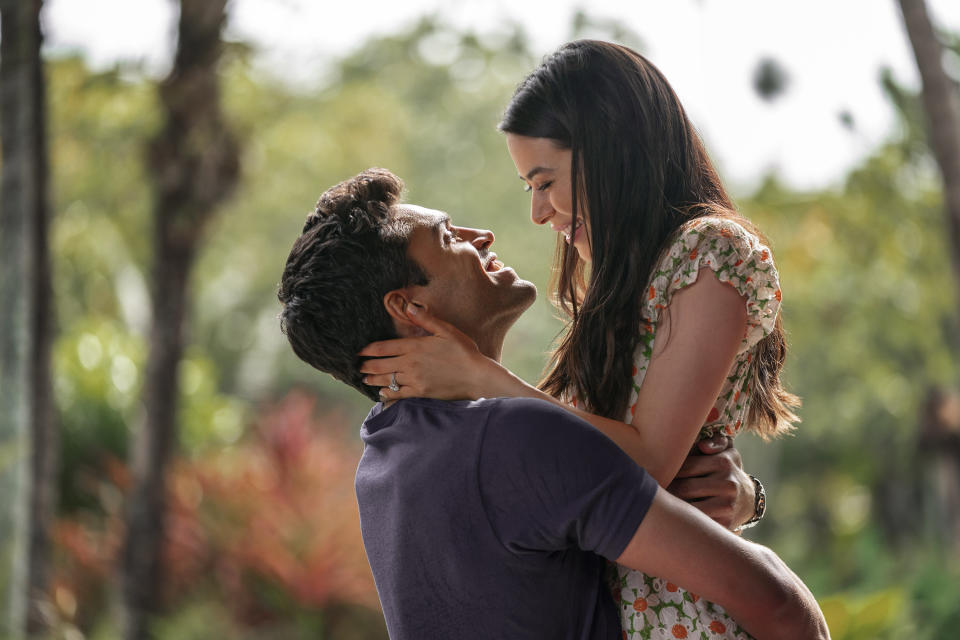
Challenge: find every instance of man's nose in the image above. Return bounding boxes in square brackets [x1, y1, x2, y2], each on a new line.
[459, 227, 494, 252]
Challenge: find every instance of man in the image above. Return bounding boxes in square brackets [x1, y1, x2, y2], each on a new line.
[277, 168, 829, 639]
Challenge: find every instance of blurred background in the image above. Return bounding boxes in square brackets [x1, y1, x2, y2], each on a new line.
[2, 0, 960, 638]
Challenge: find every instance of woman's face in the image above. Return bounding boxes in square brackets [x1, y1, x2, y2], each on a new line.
[505, 134, 591, 263]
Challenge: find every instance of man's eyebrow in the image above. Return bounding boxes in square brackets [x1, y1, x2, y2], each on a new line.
[522, 166, 554, 181]
[431, 214, 451, 233]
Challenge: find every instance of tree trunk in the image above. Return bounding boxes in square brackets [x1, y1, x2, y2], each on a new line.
[897, 0, 960, 288]
[118, 1, 239, 637]
[897, 0, 960, 551]
[0, 0, 58, 636]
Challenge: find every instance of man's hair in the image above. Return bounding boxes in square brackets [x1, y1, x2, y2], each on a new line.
[278, 168, 428, 401]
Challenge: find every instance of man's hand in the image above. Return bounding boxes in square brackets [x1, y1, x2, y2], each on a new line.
[667, 435, 756, 530]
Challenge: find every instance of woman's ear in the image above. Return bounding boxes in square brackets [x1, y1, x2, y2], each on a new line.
[383, 290, 429, 337]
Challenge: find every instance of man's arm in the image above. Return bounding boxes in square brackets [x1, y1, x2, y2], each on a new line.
[616, 487, 829, 640]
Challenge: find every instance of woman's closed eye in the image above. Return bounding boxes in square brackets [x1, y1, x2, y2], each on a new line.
[522, 181, 553, 193]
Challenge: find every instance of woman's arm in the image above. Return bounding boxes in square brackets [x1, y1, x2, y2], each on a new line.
[360, 268, 747, 487]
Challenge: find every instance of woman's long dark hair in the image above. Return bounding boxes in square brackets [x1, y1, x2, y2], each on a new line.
[499, 40, 798, 438]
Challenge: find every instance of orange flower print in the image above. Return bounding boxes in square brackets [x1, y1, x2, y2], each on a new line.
[734, 390, 740, 402]
[706, 407, 720, 423]
[775, 289, 782, 301]
[720, 228, 732, 238]
[690, 592, 700, 602]
[666, 582, 679, 592]
[632, 366, 638, 377]
[622, 632, 627, 640]
[709, 620, 727, 633]
[633, 597, 648, 612]
[672, 624, 688, 639]
[689, 248, 698, 260]
[760, 250, 769, 261]
[734, 259, 743, 267]
[649, 286, 656, 300]
[612, 586, 622, 603]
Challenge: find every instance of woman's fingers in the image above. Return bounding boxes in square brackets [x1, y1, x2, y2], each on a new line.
[358, 356, 406, 375]
[358, 337, 424, 358]
[362, 373, 397, 388]
[377, 384, 419, 401]
[404, 304, 460, 338]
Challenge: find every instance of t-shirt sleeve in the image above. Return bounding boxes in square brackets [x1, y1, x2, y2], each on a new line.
[646, 217, 782, 352]
[477, 398, 658, 561]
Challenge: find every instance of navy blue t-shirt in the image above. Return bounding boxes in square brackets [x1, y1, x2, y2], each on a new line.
[355, 397, 658, 639]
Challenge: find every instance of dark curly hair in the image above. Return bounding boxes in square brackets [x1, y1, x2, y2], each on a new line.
[277, 168, 428, 401]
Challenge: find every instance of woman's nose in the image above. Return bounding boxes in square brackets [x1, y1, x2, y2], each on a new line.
[530, 194, 552, 225]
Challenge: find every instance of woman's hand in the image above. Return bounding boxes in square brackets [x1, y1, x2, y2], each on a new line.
[666, 435, 757, 530]
[358, 306, 511, 401]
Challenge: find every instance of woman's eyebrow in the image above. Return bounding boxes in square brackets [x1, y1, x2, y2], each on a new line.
[523, 166, 553, 180]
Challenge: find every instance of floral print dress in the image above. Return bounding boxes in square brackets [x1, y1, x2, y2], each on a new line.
[611, 216, 782, 640]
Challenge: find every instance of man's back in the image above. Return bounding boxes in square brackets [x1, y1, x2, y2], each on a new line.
[356, 397, 658, 639]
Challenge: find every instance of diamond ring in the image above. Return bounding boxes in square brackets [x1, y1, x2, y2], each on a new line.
[389, 372, 400, 392]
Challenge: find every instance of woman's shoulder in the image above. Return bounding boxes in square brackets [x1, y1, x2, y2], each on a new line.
[680, 215, 763, 247]
[657, 215, 770, 269]
[646, 213, 781, 322]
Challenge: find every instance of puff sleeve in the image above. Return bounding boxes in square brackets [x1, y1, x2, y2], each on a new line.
[644, 217, 781, 354]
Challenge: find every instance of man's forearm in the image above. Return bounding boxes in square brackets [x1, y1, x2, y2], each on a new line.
[616, 488, 829, 640]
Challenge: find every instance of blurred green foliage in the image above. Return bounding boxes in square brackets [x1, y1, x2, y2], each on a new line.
[44, 14, 960, 640]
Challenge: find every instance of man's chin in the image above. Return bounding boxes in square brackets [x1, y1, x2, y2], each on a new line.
[503, 281, 538, 323]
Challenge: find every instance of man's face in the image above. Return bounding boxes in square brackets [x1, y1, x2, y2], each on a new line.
[396, 205, 537, 356]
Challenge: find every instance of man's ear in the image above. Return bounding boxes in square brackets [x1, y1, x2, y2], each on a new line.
[383, 290, 430, 337]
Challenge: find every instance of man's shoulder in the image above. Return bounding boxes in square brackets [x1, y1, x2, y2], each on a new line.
[361, 396, 592, 448]
[481, 397, 607, 454]
[371, 396, 576, 421]
[484, 396, 584, 423]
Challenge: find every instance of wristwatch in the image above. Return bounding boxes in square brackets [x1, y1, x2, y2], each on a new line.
[738, 474, 766, 530]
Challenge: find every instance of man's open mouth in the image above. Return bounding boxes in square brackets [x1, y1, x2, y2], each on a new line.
[484, 254, 505, 273]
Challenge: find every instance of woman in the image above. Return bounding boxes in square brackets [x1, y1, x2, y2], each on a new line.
[360, 40, 799, 638]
